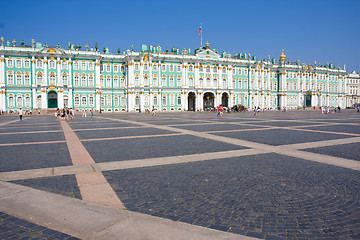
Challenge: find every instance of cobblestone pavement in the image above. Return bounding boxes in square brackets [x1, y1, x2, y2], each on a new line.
[0, 211, 80, 239]
[0, 110, 360, 239]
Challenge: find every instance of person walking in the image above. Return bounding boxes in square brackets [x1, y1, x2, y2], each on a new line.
[82, 108, 87, 118]
[90, 108, 94, 117]
[19, 108, 23, 120]
[151, 106, 156, 116]
[217, 105, 223, 117]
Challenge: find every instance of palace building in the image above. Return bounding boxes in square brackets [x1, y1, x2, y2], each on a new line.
[0, 38, 349, 112]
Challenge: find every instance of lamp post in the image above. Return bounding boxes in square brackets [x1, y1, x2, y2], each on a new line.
[99, 87, 103, 113]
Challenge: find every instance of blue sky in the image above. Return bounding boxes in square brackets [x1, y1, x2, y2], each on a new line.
[1, 0, 359, 72]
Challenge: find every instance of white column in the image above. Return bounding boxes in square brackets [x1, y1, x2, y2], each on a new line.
[96, 91, 100, 111]
[43, 57, 48, 86]
[58, 89, 64, 108]
[182, 63, 187, 87]
[195, 64, 199, 88]
[57, 58, 61, 86]
[158, 91, 162, 111]
[41, 89, 47, 109]
[95, 59, 100, 88]
[0, 56, 5, 111]
[68, 88, 73, 108]
[140, 61, 144, 87]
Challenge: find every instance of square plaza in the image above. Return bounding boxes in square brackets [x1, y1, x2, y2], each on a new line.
[0, 110, 360, 239]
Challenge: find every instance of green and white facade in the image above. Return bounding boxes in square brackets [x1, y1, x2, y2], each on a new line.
[0, 40, 348, 112]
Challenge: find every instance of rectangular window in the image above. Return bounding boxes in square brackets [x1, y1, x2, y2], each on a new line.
[24, 75, 30, 85]
[114, 65, 118, 72]
[24, 60, 30, 68]
[88, 75, 94, 87]
[89, 96, 94, 106]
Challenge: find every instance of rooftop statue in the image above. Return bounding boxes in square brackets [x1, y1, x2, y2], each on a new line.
[12, 39, 16, 47]
[95, 42, 98, 51]
[85, 44, 89, 51]
[32, 38, 35, 48]
[0, 36, 3, 46]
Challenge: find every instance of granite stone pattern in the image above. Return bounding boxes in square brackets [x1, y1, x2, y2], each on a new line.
[75, 127, 175, 140]
[83, 134, 245, 163]
[302, 142, 360, 161]
[104, 153, 360, 240]
[11, 175, 82, 200]
[212, 128, 351, 146]
[0, 212, 80, 240]
[299, 124, 360, 135]
[0, 131, 65, 144]
[0, 143, 72, 172]
[172, 123, 267, 132]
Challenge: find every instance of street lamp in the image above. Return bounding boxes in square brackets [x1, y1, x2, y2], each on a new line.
[99, 87, 103, 113]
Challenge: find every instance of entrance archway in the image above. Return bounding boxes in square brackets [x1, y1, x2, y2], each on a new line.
[188, 92, 196, 111]
[203, 92, 215, 110]
[222, 92, 229, 107]
[48, 91, 58, 108]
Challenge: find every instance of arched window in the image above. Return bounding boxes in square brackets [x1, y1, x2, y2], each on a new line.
[16, 73, 22, 85]
[177, 75, 181, 87]
[81, 62, 86, 70]
[135, 75, 139, 86]
[161, 64, 166, 72]
[106, 76, 111, 88]
[135, 96, 140, 105]
[74, 96, 80, 106]
[88, 62, 94, 70]
[177, 95, 181, 105]
[24, 74, 30, 86]
[189, 76, 194, 87]
[114, 96, 119, 107]
[199, 65, 203, 72]
[107, 95, 111, 106]
[81, 75, 87, 86]
[120, 77, 125, 87]
[37, 74, 43, 85]
[169, 64, 174, 72]
[153, 76, 158, 87]
[121, 97, 126, 106]
[144, 95, 149, 106]
[114, 76, 119, 88]
[24, 60, 30, 68]
[7, 72, 14, 85]
[199, 78, 203, 87]
[7, 59, 13, 67]
[16, 59, 22, 68]
[162, 95, 167, 106]
[188, 65, 193, 72]
[135, 63, 139, 70]
[74, 75, 79, 86]
[113, 65, 118, 72]
[49, 73, 56, 85]
[49, 60, 55, 68]
[206, 66, 210, 73]
[170, 94, 175, 106]
[100, 76, 104, 87]
[162, 75, 167, 87]
[73, 61, 79, 69]
[81, 96, 87, 106]
[106, 64, 111, 72]
[89, 96, 94, 106]
[62, 61, 67, 69]
[36, 60, 42, 68]
[206, 78, 210, 87]
[153, 95, 158, 105]
[169, 76, 174, 87]
[144, 77, 149, 86]
[25, 97, 30, 107]
[62, 75, 68, 85]
[120, 65, 125, 72]
[17, 96, 23, 107]
[144, 64, 148, 71]
[9, 96, 14, 108]
[88, 74, 94, 87]
[213, 66, 217, 73]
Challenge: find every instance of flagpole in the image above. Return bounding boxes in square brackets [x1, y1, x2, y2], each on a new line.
[200, 24, 202, 48]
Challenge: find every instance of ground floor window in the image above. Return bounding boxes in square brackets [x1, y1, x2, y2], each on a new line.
[9, 97, 14, 108]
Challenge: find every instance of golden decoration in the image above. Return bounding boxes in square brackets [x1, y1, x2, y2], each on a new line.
[47, 47, 56, 53]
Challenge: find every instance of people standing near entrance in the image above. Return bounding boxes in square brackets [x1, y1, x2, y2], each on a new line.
[151, 106, 156, 116]
[62, 108, 66, 120]
[18, 108, 23, 120]
[66, 108, 70, 120]
[90, 108, 94, 117]
[82, 108, 87, 118]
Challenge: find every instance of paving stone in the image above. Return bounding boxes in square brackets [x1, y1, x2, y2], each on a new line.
[211, 128, 352, 146]
[0, 212, 80, 239]
[0, 143, 72, 172]
[302, 142, 360, 161]
[83, 134, 245, 162]
[11, 175, 81, 199]
[103, 153, 360, 239]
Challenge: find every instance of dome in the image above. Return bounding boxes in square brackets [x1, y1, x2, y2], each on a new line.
[280, 49, 286, 61]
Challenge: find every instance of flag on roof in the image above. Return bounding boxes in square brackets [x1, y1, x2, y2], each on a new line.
[198, 25, 202, 36]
